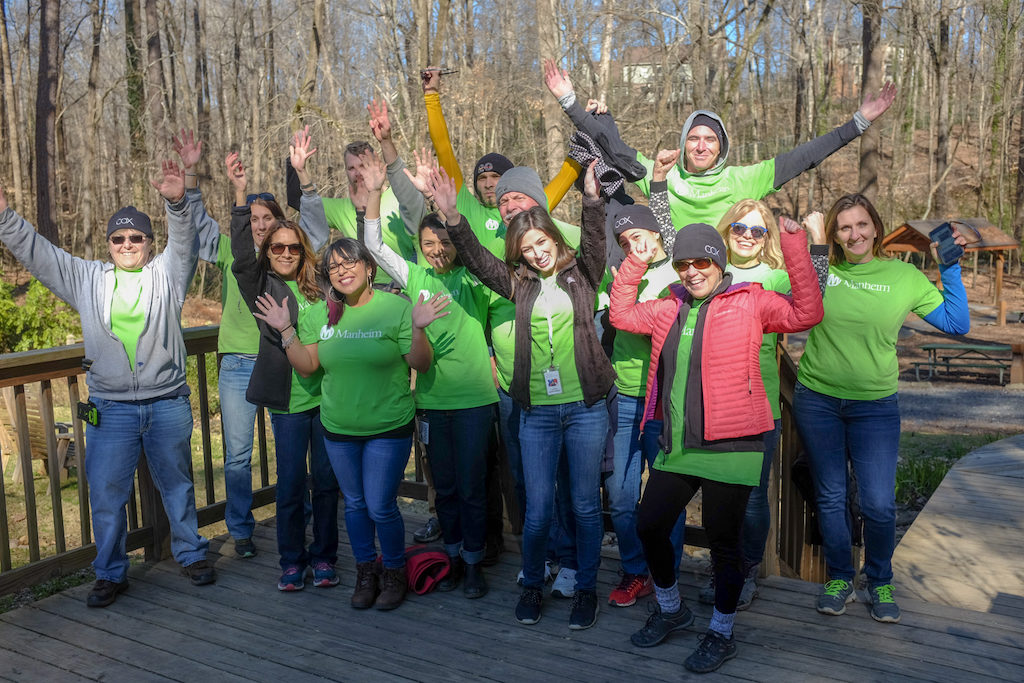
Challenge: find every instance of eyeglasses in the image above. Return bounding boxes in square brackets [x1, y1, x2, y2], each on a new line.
[327, 257, 361, 273]
[673, 257, 715, 271]
[729, 222, 767, 240]
[246, 192, 276, 205]
[110, 234, 148, 245]
[269, 243, 301, 256]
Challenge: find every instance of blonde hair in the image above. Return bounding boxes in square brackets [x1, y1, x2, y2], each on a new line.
[714, 199, 783, 270]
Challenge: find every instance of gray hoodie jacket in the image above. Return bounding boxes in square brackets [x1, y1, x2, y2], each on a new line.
[0, 199, 197, 401]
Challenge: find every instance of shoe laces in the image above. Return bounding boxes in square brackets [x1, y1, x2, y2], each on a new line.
[616, 572, 647, 593]
[823, 579, 850, 596]
[696, 630, 730, 655]
[313, 561, 333, 573]
[872, 584, 895, 603]
[571, 590, 594, 609]
[355, 564, 376, 588]
[520, 588, 542, 606]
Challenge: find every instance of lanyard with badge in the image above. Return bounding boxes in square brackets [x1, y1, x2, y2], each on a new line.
[537, 279, 563, 396]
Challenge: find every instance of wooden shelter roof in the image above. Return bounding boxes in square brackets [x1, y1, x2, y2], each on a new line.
[883, 217, 1019, 253]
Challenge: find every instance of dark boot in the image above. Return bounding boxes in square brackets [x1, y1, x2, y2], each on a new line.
[438, 556, 464, 592]
[376, 566, 408, 610]
[463, 562, 488, 599]
[351, 561, 379, 610]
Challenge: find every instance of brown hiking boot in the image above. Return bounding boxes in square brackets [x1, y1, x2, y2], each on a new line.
[351, 561, 379, 610]
[375, 565, 408, 611]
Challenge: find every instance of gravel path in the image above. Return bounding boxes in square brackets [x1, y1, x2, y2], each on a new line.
[897, 380, 1024, 433]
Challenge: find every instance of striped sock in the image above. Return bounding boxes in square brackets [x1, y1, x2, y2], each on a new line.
[709, 608, 735, 638]
[655, 581, 681, 614]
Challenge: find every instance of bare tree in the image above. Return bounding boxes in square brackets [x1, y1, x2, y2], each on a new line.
[34, 0, 60, 243]
[0, 0, 24, 215]
[858, 0, 883, 201]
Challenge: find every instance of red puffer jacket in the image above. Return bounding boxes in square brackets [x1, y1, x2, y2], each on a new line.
[609, 229, 823, 449]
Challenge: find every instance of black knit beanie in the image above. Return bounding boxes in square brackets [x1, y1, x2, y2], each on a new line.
[672, 223, 727, 271]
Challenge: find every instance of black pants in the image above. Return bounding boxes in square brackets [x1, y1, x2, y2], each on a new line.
[637, 468, 752, 614]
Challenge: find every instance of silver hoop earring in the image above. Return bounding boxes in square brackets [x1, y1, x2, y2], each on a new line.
[328, 288, 343, 303]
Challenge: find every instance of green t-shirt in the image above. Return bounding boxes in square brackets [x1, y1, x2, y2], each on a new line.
[456, 185, 506, 258]
[111, 269, 145, 370]
[660, 300, 762, 485]
[798, 258, 944, 400]
[488, 291, 516, 392]
[612, 257, 679, 396]
[270, 281, 324, 415]
[321, 190, 417, 264]
[726, 262, 790, 419]
[529, 275, 583, 405]
[302, 291, 414, 435]
[634, 152, 776, 230]
[215, 236, 261, 355]
[404, 264, 498, 409]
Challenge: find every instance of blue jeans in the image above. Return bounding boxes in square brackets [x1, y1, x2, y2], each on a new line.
[519, 401, 607, 591]
[497, 387, 525, 519]
[218, 353, 258, 540]
[85, 396, 208, 582]
[793, 382, 900, 586]
[607, 393, 685, 575]
[325, 435, 412, 569]
[740, 419, 782, 571]
[269, 407, 339, 571]
[421, 405, 495, 564]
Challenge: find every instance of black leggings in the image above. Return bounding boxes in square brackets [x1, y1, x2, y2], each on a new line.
[637, 469, 753, 614]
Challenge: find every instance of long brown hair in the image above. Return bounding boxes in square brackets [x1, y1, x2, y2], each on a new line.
[504, 206, 575, 277]
[256, 220, 321, 303]
[824, 193, 889, 266]
[714, 198, 783, 270]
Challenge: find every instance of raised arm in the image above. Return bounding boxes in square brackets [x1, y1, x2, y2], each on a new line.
[368, 99, 399, 165]
[774, 82, 896, 189]
[421, 68, 464, 189]
[758, 228, 824, 334]
[173, 129, 221, 263]
[225, 153, 265, 311]
[920, 226, 970, 335]
[609, 253, 667, 336]
[799, 211, 832, 297]
[150, 160, 197, 300]
[361, 149, 410, 288]
[577, 161, 607, 289]
[289, 127, 330, 251]
[649, 149, 681, 251]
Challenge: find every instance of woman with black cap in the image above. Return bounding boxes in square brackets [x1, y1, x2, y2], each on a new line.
[610, 220, 823, 673]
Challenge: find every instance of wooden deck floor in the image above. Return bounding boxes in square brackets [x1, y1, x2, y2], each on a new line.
[3, 513, 1023, 682]
[893, 434, 1024, 618]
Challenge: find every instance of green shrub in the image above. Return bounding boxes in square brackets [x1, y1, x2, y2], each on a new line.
[0, 278, 82, 352]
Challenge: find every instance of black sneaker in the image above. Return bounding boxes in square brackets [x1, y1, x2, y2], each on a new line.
[568, 589, 599, 630]
[182, 559, 216, 586]
[515, 587, 543, 625]
[684, 630, 738, 673]
[630, 603, 695, 647]
[86, 579, 128, 608]
[234, 537, 257, 558]
[413, 517, 442, 543]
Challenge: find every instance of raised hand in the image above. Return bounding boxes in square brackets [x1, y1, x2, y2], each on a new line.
[289, 125, 317, 173]
[858, 81, 897, 122]
[421, 67, 441, 94]
[583, 159, 600, 199]
[652, 149, 680, 182]
[367, 99, 392, 142]
[252, 293, 291, 333]
[543, 58, 573, 99]
[150, 160, 186, 202]
[801, 211, 826, 244]
[426, 167, 459, 223]
[171, 128, 203, 170]
[585, 99, 608, 115]
[412, 291, 451, 330]
[403, 147, 438, 196]
[358, 149, 387, 193]
[779, 216, 803, 235]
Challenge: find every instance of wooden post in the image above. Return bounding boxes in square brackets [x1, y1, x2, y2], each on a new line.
[999, 300, 1008, 327]
[137, 453, 171, 563]
[1011, 344, 1024, 385]
[994, 251, 1005, 306]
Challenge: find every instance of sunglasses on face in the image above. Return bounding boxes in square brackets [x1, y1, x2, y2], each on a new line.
[269, 243, 301, 256]
[327, 257, 361, 273]
[729, 222, 767, 240]
[109, 234, 148, 245]
[246, 192, 276, 205]
[673, 257, 715, 271]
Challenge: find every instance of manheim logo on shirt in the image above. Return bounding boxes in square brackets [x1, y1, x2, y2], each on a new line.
[827, 273, 891, 293]
[319, 326, 383, 340]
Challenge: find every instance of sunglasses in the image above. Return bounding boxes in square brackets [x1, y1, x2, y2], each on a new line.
[729, 222, 767, 240]
[109, 234, 148, 245]
[327, 257, 362, 273]
[246, 192, 276, 205]
[673, 257, 715, 271]
[269, 243, 302, 256]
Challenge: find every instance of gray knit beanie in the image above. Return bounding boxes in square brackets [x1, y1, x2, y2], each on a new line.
[495, 167, 548, 212]
[672, 223, 727, 272]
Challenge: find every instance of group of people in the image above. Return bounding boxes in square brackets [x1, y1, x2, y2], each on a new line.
[0, 60, 972, 675]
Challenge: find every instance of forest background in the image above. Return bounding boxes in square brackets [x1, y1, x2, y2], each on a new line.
[0, 0, 1022, 314]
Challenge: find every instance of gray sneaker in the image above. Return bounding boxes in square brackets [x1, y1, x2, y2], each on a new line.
[736, 575, 758, 611]
[630, 603, 695, 647]
[551, 567, 576, 598]
[867, 584, 901, 623]
[816, 578, 855, 615]
[698, 575, 715, 604]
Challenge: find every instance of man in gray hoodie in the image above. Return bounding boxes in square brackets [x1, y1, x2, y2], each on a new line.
[0, 168, 215, 608]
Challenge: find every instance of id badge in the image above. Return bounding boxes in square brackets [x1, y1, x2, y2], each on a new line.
[543, 366, 563, 396]
[417, 416, 430, 445]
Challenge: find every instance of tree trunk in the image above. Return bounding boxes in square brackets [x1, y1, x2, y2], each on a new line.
[430, 0, 452, 67]
[81, 0, 103, 260]
[857, 0, 883, 201]
[1013, 80, 1024, 243]
[930, 11, 952, 217]
[0, 0, 24, 214]
[299, 0, 325, 109]
[193, 0, 210, 144]
[34, 0, 60, 243]
[144, 0, 168, 152]
[537, 0, 563, 180]
[125, 0, 146, 205]
[597, 5, 614, 103]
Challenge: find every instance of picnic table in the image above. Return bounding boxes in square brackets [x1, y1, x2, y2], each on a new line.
[913, 342, 1013, 384]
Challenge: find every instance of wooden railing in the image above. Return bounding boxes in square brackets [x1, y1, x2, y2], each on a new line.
[0, 326, 428, 596]
[0, 327, 821, 596]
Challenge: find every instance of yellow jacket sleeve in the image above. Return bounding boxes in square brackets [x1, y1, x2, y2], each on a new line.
[424, 92, 464, 190]
[545, 158, 581, 211]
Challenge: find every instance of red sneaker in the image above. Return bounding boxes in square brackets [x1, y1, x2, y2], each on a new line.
[608, 572, 653, 607]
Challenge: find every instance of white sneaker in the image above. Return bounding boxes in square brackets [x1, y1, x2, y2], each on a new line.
[517, 560, 554, 586]
[551, 567, 577, 598]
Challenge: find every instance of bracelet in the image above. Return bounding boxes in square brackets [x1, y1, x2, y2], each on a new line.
[300, 181, 315, 190]
[281, 330, 297, 349]
[184, 172, 198, 177]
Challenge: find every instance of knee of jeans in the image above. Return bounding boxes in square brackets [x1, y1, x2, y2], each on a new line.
[858, 489, 896, 522]
[366, 500, 401, 526]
